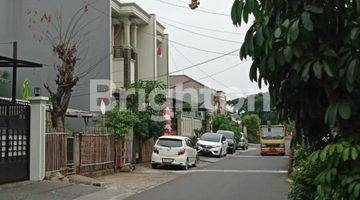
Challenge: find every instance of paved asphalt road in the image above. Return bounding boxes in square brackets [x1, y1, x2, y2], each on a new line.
[127, 144, 290, 200]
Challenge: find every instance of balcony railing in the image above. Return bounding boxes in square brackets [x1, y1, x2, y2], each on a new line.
[113, 46, 137, 60]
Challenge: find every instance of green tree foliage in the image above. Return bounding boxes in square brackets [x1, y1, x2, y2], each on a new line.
[241, 114, 261, 143]
[231, 0, 360, 198]
[308, 139, 360, 200]
[212, 114, 243, 141]
[228, 92, 278, 124]
[289, 140, 321, 200]
[126, 80, 167, 139]
[231, 0, 360, 143]
[105, 107, 139, 137]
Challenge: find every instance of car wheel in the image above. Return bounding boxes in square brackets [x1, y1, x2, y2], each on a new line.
[151, 164, 158, 169]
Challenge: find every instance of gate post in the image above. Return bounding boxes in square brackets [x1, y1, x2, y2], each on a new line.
[29, 96, 49, 181]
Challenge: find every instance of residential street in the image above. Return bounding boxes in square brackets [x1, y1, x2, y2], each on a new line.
[0, 143, 290, 200]
[127, 144, 290, 200]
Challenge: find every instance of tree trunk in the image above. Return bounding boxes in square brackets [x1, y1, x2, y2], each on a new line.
[288, 120, 299, 173]
[49, 92, 70, 132]
[51, 113, 65, 132]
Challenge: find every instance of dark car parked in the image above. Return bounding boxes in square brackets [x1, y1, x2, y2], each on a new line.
[217, 130, 237, 154]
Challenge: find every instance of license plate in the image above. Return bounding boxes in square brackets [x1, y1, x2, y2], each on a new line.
[162, 158, 174, 164]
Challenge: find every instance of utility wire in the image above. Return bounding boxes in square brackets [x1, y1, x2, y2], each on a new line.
[86, 2, 242, 76]
[157, 16, 243, 35]
[70, 4, 243, 97]
[197, 62, 243, 81]
[143, 32, 241, 56]
[159, 20, 242, 44]
[72, 59, 246, 98]
[171, 43, 234, 90]
[153, 0, 230, 17]
[88, 3, 241, 56]
[167, 48, 240, 76]
[72, 47, 241, 98]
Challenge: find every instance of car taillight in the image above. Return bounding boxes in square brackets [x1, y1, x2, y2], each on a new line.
[153, 147, 159, 154]
[178, 149, 185, 156]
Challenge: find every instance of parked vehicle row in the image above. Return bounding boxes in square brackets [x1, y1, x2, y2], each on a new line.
[151, 131, 250, 170]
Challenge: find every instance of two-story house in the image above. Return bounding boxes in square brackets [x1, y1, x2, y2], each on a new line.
[0, 0, 169, 114]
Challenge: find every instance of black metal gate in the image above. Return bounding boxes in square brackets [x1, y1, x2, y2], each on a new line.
[0, 101, 30, 184]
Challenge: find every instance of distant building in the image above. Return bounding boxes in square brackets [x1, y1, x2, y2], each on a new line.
[169, 75, 221, 136]
[214, 90, 227, 115]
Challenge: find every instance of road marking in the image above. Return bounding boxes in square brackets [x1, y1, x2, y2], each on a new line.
[232, 155, 289, 159]
[199, 157, 226, 163]
[237, 148, 258, 153]
[139, 169, 288, 174]
[188, 169, 288, 174]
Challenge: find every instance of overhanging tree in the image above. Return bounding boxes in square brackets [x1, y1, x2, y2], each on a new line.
[231, 0, 360, 199]
[231, 0, 360, 145]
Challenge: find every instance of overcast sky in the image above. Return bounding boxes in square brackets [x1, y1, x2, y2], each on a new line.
[123, 0, 268, 100]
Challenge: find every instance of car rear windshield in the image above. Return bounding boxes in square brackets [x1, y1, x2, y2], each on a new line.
[157, 138, 183, 148]
[200, 133, 220, 142]
[220, 132, 234, 139]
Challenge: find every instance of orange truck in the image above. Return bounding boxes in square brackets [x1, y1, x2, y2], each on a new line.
[260, 125, 286, 156]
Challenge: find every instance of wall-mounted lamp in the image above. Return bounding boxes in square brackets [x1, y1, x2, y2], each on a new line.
[34, 87, 41, 97]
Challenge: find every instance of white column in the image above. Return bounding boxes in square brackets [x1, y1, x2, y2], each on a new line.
[29, 96, 49, 181]
[131, 24, 138, 50]
[123, 18, 131, 48]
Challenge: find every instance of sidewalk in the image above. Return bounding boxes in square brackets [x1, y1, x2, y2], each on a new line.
[0, 165, 180, 200]
[0, 159, 219, 200]
[0, 181, 103, 200]
[75, 164, 180, 200]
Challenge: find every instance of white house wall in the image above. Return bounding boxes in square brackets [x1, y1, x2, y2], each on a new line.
[137, 14, 156, 81]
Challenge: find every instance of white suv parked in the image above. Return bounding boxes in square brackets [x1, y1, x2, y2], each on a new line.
[151, 136, 198, 170]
